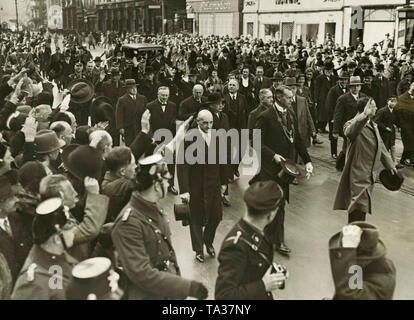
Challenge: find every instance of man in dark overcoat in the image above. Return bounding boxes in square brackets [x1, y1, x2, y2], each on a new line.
[314, 60, 337, 133]
[177, 110, 229, 263]
[116, 79, 148, 146]
[178, 84, 207, 121]
[255, 85, 313, 255]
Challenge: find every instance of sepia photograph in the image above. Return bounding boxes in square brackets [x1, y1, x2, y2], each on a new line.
[0, 0, 413, 309]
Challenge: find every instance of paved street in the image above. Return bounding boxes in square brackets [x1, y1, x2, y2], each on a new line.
[51, 41, 414, 300]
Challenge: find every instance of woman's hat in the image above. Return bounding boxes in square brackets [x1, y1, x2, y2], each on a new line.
[278, 159, 300, 185]
[68, 79, 95, 104]
[329, 222, 386, 261]
[379, 169, 404, 191]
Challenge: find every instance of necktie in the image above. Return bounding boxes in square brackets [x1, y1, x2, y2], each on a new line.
[0, 218, 12, 237]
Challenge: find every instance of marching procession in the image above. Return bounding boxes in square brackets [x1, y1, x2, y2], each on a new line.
[0, 26, 413, 301]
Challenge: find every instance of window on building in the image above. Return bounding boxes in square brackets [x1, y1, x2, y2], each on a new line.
[247, 22, 254, 37]
[364, 9, 396, 21]
[264, 24, 279, 38]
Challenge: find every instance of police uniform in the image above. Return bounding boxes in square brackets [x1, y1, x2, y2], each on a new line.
[111, 192, 192, 300]
[215, 180, 285, 300]
[215, 219, 274, 300]
[11, 245, 76, 300]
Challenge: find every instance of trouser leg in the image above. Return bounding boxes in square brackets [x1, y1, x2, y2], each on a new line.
[189, 222, 204, 253]
[264, 202, 286, 246]
[203, 220, 219, 247]
[329, 122, 338, 156]
[167, 163, 175, 187]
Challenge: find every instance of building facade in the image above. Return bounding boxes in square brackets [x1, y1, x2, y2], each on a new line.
[63, 0, 98, 32]
[242, 0, 414, 49]
[186, 0, 243, 37]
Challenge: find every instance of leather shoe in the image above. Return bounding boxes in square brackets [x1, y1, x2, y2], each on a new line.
[195, 253, 204, 263]
[276, 243, 291, 255]
[206, 245, 216, 257]
[234, 169, 240, 178]
[222, 196, 231, 207]
[168, 185, 178, 195]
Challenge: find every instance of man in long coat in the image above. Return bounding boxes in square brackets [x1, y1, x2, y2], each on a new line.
[314, 61, 337, 132]
[333, 97, 396, 223]
[116, 79, 148, 146]
[177, 110, 228, 263]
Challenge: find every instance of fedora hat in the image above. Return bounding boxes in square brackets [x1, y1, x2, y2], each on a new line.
[329, 222, 386, 261]
[91, 96, 114, 123]
[34, 129, 66, 154]
[379, 169, 404, 191]
[339, 71, 350, 79]
[123, 79, 138, 88]
[206, 92, 223, 105]
[278, 159, 300, 185]
[324, 61, 335, 70]
[284, 77, 298, 87]
[349, 76, 363, 86]
[62, 144, 104, 181]
[68, 79, 95, 104]
[272, 71, 284, 81]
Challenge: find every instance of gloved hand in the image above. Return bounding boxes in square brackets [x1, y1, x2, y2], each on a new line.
[189, 281, 208, 300]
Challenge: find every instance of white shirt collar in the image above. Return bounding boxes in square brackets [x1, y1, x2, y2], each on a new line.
[198, 127, 211, 146]
[351, 92, 359, 100]
[275, 102, 287, 113]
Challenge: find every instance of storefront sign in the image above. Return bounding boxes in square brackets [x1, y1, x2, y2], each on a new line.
[199, 0, 238, 12]
[261, 0, 343, 11]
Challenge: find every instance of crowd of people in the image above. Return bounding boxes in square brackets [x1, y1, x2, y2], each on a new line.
[0, 27, 409, 300]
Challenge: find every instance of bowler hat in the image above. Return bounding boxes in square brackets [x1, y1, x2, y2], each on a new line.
[379, 169, 404, 191]
[123, 79, 138, 88]
[91, 96, 114, 123]
[66, 257, 114, 300]
[324, 61, 335, 70]
[329, 222, 386, 261]
[278, 159, 300, 185]
[284, 77, 298, 87]
[68, 79, 95, 104]
[349, 76, 363, 86]
[244, 181, 284, 212]
[34, 129, 66, 154]
[62, 145, 104, 181]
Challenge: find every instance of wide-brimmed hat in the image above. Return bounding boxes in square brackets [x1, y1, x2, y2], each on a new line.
[34, 129, 66, 154]
[324, 61, 335, 70]
[62, 144, 104, 181]
[68, 79, 95, 104]
[379, 169, 404, 191]
[123, 79, 138, 88]
[339, 71, 350, 79]
[349, 76, 363, 86]
[93, 56, 102, 62]
[91, 96, 114, 123]
[284, 77, 298, 87]
[329, 222, 386, 261]
[278, 159, 300, 185]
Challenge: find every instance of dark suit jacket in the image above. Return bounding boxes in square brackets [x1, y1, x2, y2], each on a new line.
[178, 96, 207, 121]
[373, 76, 391, 109]
[255, 106, 311, 200]
[147, 100, 177, 138]
[0, 212, 33, 283]
[116, 93, 148, 130]
[223, 93, 248, 130]
[253, 77, 272, 101]
[325, 84, 347, 121]
[314, 74, 337, 122]
[333, 92, 366, 136]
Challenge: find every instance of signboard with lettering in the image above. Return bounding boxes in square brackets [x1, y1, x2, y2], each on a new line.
[261, 0, 343, 12]
[199, 0, 240, 12]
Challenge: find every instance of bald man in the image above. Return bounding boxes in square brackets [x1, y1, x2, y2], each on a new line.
[178, 84, 207, 121]
[177, 110, 229, 263]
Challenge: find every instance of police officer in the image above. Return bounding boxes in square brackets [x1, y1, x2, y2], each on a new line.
[215, 181, 288, 300]
[11, 197, 78, 300]
[111, 153, 208, 300]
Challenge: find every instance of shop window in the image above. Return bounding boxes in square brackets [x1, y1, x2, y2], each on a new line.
[247, 22, 254, 37]
[282, 22, 293, 44]
[265, 24, 279, 38]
